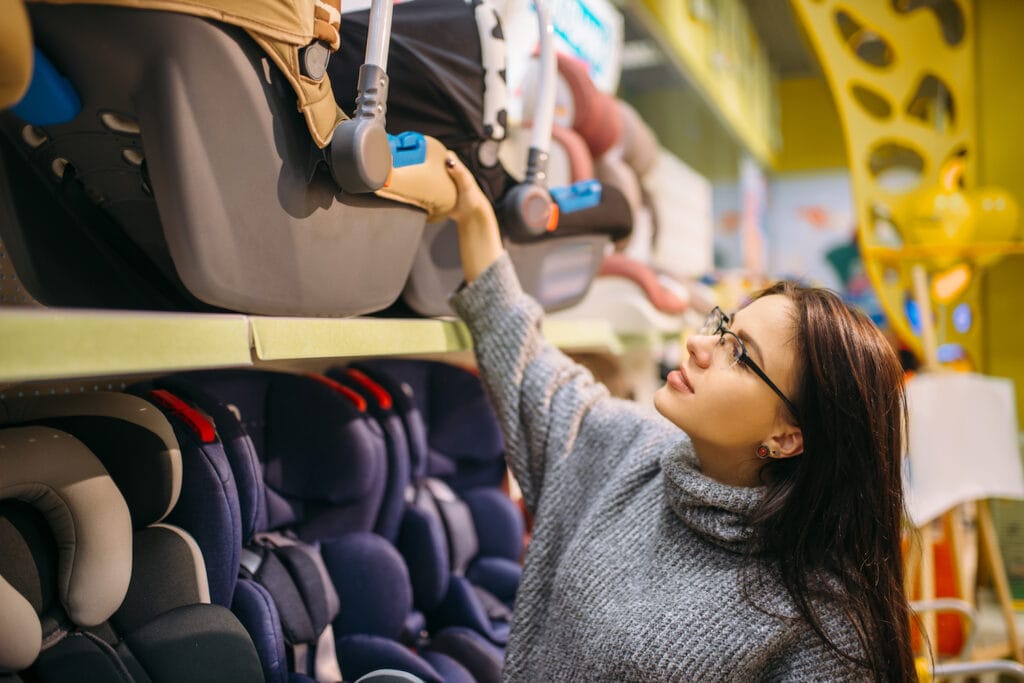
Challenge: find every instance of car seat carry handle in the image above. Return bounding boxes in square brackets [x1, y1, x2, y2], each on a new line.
[328, 0, 394, 194]
[500, 0, 556, 239]
[526, 0, 555, 185]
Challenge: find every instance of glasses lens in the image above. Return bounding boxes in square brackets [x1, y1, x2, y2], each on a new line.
[700, 308, 722, 335]
[722, 333, 743, 368]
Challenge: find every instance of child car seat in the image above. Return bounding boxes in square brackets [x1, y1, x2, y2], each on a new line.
[0, 0, 430, 316]
[150, 369, 486, 683]
[331, 0, 631, 317]
[345, 360, 523, 631]
[124, 386, 319, 683]
[0, 389, 433, 683]
[0, 423, 265, 682]
[326, 365, 509, 682]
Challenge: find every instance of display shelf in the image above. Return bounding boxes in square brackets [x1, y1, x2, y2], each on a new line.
[0, 309, 252, 383]
[1, 309, 622, 383]
[251, 316, 622, 360]
[542, 319, 623, 355]
[250, 317, 474, 361]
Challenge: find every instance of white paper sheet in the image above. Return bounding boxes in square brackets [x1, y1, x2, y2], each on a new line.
[904, 372, 1024, 526]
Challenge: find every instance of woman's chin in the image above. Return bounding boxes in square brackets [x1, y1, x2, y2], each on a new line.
[653, 386, 682, 423]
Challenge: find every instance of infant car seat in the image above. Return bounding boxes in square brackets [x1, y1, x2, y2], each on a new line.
[331, 0, 631, 316]
[0, 0, 431, 316]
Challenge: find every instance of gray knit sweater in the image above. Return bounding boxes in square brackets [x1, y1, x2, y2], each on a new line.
[450, 253, 870, 682]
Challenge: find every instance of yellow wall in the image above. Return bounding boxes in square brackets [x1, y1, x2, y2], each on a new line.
[978, 0, 1024, 424]
[776, 76, 847, 173]
[974, 0, 1024, 423]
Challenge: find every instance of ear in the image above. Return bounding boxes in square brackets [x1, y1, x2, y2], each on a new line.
[768, 424, 803, 459]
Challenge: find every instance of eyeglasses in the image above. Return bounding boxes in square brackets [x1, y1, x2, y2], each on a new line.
[699, 307, 800, 420]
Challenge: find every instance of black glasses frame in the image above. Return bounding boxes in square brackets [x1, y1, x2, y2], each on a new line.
[701, 307, 800, 420]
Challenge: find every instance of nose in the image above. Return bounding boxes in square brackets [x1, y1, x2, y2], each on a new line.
[685, 333, 715, 369]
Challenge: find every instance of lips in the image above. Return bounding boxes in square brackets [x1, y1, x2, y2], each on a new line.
[679, 366, 696, 393]
[677, 366, 694, 392]
[666, 367, 694, 394]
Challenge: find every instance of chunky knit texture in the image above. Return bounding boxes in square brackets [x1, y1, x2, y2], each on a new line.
[450, 253, 870, 682]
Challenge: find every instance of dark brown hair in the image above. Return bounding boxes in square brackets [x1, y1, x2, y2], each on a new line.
[750, 281, 915, 682]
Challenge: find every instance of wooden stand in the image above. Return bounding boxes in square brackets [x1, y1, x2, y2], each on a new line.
[907, 264, 1022, 662]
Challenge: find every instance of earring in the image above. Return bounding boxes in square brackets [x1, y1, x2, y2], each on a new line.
[756, 444, 777, 459]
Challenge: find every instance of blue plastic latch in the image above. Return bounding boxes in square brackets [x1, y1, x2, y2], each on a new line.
[11, 48, 81, 126]
[550, 179, 602, 214]
[388, 132, 428, 168]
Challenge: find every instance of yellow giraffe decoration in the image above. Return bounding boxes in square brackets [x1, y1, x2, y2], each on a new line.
[792, 2, 1024, 664]
[791, 0, 1019, 369]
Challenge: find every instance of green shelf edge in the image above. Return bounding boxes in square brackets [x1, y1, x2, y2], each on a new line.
[0, 309, 624, 383]
[251, 316, 622, 360]
[0, 309, 252, 383]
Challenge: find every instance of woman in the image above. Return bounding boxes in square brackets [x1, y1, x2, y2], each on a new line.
[443, 154, 916, 681]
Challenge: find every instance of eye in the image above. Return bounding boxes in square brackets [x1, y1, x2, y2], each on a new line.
[725, 335, 744, 365]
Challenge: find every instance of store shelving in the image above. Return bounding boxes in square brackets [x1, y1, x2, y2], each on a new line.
[0, 308, 252, 383]
[0, 308, 622, 384]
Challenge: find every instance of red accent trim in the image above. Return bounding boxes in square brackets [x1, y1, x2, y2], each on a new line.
[343, 368, 393, 410]
[305, 374, 367, 412]
[149, 389, 216, 443]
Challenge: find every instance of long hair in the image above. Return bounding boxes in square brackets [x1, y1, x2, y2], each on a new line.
[750, 281, 915, 682]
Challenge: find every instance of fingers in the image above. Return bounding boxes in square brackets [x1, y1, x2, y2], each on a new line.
[443, 150, 492, 226]
[444, 151, 476, 193]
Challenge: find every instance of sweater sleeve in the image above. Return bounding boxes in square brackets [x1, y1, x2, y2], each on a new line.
[449, 252, 648, 514]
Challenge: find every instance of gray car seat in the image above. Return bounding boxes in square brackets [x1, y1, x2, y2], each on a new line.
[0, 423, 266, 682]
[0, 1, 428, 315]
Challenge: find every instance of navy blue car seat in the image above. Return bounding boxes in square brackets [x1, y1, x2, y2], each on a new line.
[0, 415, 265, 682]
[112, 383, 440, 683]
[325, 368, 509, 676]
[149, 370, 479, 683]
[109, 384, 318, 683]
[337, 361, 521, 642]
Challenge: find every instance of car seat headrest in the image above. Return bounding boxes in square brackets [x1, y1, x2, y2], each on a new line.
[0, 393, 182, 528]
[422, 363, 504, 466]
[162, 370, 386, 534]
[0, 426, 133, 669]
[263, 374, 385, 509]
[0, 572, 40, 673]
[351, 361, 431, 479]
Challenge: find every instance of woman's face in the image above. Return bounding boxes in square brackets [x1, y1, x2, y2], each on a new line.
[654, 294, 802, 482]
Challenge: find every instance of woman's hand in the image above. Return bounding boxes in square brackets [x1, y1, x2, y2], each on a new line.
[445, 151, 504, 283]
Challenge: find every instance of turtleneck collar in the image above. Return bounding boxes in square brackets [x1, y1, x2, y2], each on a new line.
[661, 440, 766, 553]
